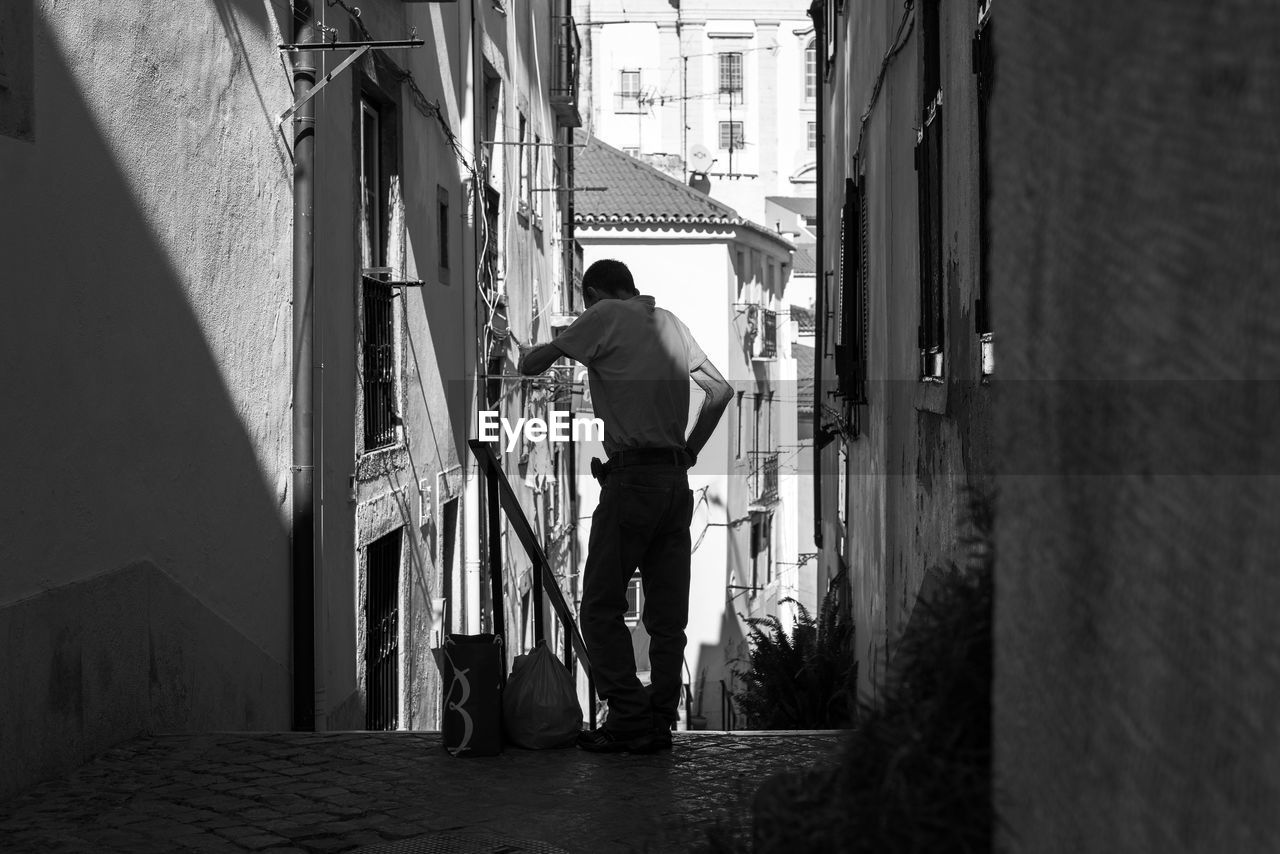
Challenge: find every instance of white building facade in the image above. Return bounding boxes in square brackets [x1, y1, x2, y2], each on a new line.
[574, 0, 817, 224]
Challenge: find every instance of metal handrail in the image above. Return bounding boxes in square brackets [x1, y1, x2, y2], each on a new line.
[468, 440, 596, 726]
[720, 679, 738, 732]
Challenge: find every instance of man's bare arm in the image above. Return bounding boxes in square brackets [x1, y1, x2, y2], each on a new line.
[518, 343, 564, 376]
[686, 360, 733, 461]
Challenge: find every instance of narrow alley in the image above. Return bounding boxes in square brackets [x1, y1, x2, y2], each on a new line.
[3, 0, 1280, 852]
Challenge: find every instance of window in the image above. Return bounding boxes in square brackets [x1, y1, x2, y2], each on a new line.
[622, 146, 640, 158]
[804, 39, 817, 101]
[359, 99, 383, 268]
[753, 392, 761, 458]
[365, 528, 402, 731]
[529, 133, 543, 220]
[750, 513, 772, 591]
[735, 391, 744, 459]
[362, 276, 398, 450]
[915, 0, 944, 379]
[360, 95, 399, 451]
[807, 121, 817, 150]
[823, 0, 837, 74]
[718, 53, 743, 105]
[616, 69, 642, 113]
[974, 9, 996, 375]
[437, 186, 450, 276]
[766, 391, 775, 451]
[835, 177, 868, 408]
[718, 121, 744, 150]
[518, 112, 529, 215]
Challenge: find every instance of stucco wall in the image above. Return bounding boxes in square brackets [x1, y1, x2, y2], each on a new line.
[0, 0, 295, 797]
[992, 3, 1280, 850]
[819, 0, 995, 699]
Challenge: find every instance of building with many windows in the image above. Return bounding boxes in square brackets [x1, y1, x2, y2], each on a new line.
[573, 0, 816, 224]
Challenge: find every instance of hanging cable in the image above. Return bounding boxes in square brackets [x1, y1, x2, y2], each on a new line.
[855, 0, 916, 162]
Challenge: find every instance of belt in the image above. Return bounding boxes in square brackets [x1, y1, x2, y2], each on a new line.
[590, 448, 691, 482]
[610, 448, 689, 469]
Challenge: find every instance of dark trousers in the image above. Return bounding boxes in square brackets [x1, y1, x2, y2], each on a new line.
[580, 465, 694, 734]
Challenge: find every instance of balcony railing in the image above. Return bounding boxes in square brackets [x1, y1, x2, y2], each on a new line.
[746, 305, 778, 360]
[551, 13, 582, 127]
[748, 451, 780, 505]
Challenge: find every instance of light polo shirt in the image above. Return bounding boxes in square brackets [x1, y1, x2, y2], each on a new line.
[552, 295, 708, 457]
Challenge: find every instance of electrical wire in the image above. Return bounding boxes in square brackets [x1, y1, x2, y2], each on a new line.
[854, 0, 916, 162]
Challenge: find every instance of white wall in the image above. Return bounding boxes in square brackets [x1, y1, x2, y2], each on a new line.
[0, 0, 295, 798]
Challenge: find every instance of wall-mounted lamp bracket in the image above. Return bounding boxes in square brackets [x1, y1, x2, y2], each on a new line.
[277, 40, 425, 127]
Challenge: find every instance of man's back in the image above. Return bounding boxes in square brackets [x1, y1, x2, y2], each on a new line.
[553, 295, 706, 456]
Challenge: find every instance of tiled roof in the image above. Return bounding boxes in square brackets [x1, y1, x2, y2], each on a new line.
[574, 130, 739, 222]
[574, 132, 792, 252]
[795, 343, 815, 414]
[791, 304, 815, 335]
[792, 243, 817, 275]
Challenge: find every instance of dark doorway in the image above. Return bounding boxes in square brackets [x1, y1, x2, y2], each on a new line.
[366, 528, 402, 730]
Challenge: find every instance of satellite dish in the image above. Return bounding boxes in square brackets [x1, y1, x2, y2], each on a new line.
[689, 144, 712, 173]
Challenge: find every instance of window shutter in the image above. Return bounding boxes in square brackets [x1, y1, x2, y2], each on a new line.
[916, 106, 945, 374]
[835, 178, 867, 406]
[853, 180, 869, 405]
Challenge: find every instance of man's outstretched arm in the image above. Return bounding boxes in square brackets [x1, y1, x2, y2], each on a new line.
[518, 343, 564, 376]
[686, 360, 733, 461]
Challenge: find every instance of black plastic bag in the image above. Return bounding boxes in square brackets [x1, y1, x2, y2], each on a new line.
[502, 641, 582, 749]
[438, 633, 504, 757]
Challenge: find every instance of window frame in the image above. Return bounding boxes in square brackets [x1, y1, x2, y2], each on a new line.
[357, 83, 404, 454]
[529, 132, 543, 221]
[804, 39, 817, 101]
[718, 120, 744, 151]
[359, 99, 384, 269]
[718, 52, 744, 105]
[915, 0, 945, 380]
[517, 112, 530, 218]
[835, 177, 869, 408]
[974, 9, 996, 376]
[616, 68, 642, 113]
[437, 185, 450, 281]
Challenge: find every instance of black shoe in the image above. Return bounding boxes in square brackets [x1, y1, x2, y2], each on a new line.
[576, 726, 659, 754]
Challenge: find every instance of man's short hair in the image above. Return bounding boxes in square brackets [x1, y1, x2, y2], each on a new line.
[583, 259, 637, 297]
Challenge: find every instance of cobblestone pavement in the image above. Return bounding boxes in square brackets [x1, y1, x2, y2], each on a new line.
[0, 731, 842, 853]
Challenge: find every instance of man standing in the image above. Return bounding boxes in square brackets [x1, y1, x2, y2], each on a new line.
[519, 259, 732, 753]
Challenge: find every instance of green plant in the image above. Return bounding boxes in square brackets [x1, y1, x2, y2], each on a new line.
[737, 488, 996, 853]
[733, 581, 857, 730]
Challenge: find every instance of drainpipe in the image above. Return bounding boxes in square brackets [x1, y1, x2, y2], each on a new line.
[808, 0, 824, 552]
[291, 0, 317, 732]
[464, 0, 483, 634]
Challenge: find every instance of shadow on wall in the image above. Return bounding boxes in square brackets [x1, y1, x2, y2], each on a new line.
[0, 3, 292, 801]
[695, 605, 748, 730]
